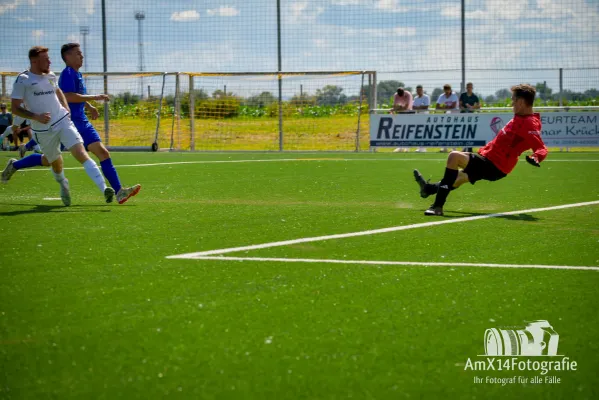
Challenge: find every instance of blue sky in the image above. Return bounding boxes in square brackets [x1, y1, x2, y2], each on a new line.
[1, 0, 598, 96]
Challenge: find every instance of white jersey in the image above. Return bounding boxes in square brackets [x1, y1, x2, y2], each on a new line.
[412, 94, 430, 108]
[11, 70, 69, 131]
[12, 103, 29, 127]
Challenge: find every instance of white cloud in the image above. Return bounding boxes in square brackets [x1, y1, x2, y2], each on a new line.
[15, 16, 33, 21]
[170, 10, 200, 22]
[31, 29, 44, 39]
[288, 2, 324, 23]
[84, 0, 94, 15]
[331, 0, 368, 5]
[0, 0, 19, 14]
[207, 6, 240, 17]
[376, 0, 410, 13]
[313, 38, 329, 48]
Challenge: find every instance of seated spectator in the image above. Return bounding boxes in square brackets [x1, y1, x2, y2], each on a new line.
[459, 82, 480, 113]
[436, 84, 459, 152]
[391, 87, 413, 152]
[412, 85, 429, 152]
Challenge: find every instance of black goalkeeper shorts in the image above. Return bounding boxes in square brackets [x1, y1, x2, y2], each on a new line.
[463, 153, 507, 184]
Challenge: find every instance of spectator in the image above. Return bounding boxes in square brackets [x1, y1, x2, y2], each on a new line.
[459, 82, 480, 113]
[412, 84, 429, 152]
[435, 84, 459, 152]
[391, 87, 413, 153]
[0, 103, 13, 150]
[460, 82, 480, 151]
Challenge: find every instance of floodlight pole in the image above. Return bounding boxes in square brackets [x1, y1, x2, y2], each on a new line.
[461, 0, 466, 93]
[80, 26, 89, 86]
[135, 11, 146, 99]
[101, 0, 109, 145]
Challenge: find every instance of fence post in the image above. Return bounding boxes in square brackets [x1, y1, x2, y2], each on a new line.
[276, 0, 283, 151]
[176, 73, 181, 148]
[1, 75, 5, 98]
[355, 72, 365, 152]
[559, 68, 563, 107]
[189, 75, 195, 151]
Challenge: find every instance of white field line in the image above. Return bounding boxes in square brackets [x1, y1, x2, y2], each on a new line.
[188, 256, 599, 271]
[167, 200, 599, 259]
[18, 157, 599, 172]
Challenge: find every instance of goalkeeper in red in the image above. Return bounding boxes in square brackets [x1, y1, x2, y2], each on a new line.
[414, 84, 548, 216]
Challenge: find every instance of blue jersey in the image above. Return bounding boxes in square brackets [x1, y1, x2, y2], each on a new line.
[58, 66, 87, 122]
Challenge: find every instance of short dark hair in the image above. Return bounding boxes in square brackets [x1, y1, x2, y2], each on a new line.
[416, 85, 423, 89]
[397, 87, 405, 96]
[0, 103, 6, 109]
[28, 46, 49, 59]
[443, 84, 451, 90]
[511, 84, 536, 106]
[466, 82, 473, 87]
[61, 43, 80, 62]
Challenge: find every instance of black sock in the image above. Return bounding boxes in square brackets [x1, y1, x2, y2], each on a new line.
[425, 182, 440, 195]
[433, 168, 458, 208]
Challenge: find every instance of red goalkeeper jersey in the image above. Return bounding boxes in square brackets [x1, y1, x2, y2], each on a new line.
[479, 113, 547, 174]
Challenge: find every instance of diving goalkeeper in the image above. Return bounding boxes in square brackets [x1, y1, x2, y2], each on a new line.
[413, 83, 548, 216]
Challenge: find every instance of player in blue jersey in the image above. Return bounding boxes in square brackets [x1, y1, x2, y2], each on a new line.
[59, 43, 140, 204]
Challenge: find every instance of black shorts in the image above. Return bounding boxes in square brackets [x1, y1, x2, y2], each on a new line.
[6, 131, 28, 143]
[463, 153, 507, 184]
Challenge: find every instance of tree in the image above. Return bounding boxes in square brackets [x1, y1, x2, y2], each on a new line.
[363, 80, 410, 106]
[246, 91, 277, 107]
[315, 85, 347, 106]
[535, 82, 552, 101]
[484, 95, 497, 104]
[114, 91, 140, 105]
[584, 88, 599, 99]
[495, 88, 511, 101]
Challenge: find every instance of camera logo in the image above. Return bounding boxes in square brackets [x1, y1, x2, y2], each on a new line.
[489, 117, 504, 136]
[484, 320, 559, 356]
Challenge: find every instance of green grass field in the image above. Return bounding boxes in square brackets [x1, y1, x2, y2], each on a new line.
[1, 151, 598, 399]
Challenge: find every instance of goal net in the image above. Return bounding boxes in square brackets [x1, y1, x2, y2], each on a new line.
[82, 71, 373, 151]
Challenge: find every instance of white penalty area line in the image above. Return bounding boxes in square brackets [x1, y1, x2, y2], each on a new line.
[188, 256, 599, 271]
[18, 157, 599, 172]
[167, 200, 599, 260]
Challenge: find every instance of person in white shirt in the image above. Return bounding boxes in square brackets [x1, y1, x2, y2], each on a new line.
[1, 46, 110, 206]
[435, 84, 459, 152]
[412, 85, 430, 152]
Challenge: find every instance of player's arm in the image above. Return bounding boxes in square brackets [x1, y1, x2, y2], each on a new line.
[522, 126, 548, 166]
[63, 92, 109, 103]
[55, 87, 71, 114]
[10, 98, 48, 124]
[84, 101, 101, 120]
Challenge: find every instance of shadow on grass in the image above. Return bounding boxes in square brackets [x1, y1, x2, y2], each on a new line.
[446, 210, 540, 221]
[0, 203, 112, 217]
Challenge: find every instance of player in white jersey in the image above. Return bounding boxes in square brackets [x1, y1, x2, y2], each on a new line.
[1, 46, 113, 206]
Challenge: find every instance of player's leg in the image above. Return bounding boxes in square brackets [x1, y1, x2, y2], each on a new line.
[82, 121, 140, 204]
[49, 156, 70, 206]
[61, 121, 108, 197]
[83, 121, 140, 204]
[425, 151, 470, 216]
[88, 141, 141, 204]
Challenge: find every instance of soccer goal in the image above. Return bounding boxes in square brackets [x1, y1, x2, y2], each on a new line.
[82, 71, 376, 152]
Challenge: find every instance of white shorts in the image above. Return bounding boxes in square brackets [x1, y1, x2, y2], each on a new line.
[32, 115, 83, 163]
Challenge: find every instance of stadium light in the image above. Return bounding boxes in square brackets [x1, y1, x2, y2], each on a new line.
[134, 11, 145, 98]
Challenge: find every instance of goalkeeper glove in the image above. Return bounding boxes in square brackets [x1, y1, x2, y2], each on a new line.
[526, 155, 540, 167]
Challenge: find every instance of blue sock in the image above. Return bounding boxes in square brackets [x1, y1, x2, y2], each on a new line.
[100, 158, 122, 193]
[13, 153, 43, 170]
[25, 139, 37, 151]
